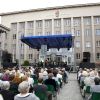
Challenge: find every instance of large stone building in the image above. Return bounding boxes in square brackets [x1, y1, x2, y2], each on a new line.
[0, 24, 10, 66]
[0, 2, 100, 65]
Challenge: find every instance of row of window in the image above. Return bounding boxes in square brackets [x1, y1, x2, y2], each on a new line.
[75, 41, 91, 48]
[76, 53, 100, 60]
[75, 40, 100, 48]
[12, 28, 100, 39]
[20, 54, 33, 59]
[11, 16, 100, 31]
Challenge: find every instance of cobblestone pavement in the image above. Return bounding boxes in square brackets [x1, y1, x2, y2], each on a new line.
[57, 73, 83, 100]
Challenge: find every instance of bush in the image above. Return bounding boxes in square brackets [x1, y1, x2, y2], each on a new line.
[22, 60, 30, 66]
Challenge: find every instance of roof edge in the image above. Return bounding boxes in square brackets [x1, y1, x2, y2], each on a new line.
[0, 2, 100, 16]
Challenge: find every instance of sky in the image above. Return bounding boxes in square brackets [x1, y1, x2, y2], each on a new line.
[0, 0, 100, 13]
[0, 0, 100, 23]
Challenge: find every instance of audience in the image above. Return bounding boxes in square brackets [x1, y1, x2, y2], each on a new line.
[33, 78, 52, 100]
[90, 77, 100, 93]
[14, 81, 39, 100]
[0, 81, 15, 100]
[77, 67, 100, 99]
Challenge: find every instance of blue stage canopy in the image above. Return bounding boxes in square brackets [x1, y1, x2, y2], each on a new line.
[21, 34, 73, 49]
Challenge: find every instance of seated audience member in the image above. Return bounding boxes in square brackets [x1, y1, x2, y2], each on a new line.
[90, 77, 100, 93]
[43, 69, 48, 81]
[44, 73, 57, 91]
[57, 71, 63, 88]
[9, 74, 19, 94]
[52, 70, 60, 92]
[62, 68, 68, 84]
[14, 81, 39, 100]
[33, 78, 52, 100]
[88, 77, 100, 100]
[25, 72, 34, 87]
[84, 72, 94, 86]
[0, 81, 15, 100]
[82, 72, 94, 96]
[2, 70, 10, 81]
[12, 73, 21, 85]
[80, 69, 89, 89]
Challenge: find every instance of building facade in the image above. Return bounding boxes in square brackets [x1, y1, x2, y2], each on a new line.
[0, 3, 100, 65]
[0, 24, 10, 66]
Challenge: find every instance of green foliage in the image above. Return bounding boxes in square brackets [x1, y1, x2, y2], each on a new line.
[22, 60, 30, 66]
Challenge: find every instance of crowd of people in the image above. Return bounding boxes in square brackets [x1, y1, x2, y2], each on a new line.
[0, 66, 68, 100]
[77, 68, 100, 100]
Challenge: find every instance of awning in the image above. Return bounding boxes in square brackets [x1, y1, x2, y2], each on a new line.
[21, 34, 73, 49]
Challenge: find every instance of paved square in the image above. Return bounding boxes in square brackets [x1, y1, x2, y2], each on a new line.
[57, 73, 83, 100]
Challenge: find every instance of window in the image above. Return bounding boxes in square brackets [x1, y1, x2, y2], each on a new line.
[54, 19, 61, 27]
[27, 21, 33, 29]
[11, 23, 17, 31]
[96, 29, 100, 35]
[13, 34, 16, 39]
[19, 22, 25, 30]
[55, 31, 60, 35]
[29, 54, 33, 59]
[85, 29, 91, 36]
[75, 30, 80, 36]
[12, 44, 16, 49]
[96, 41, 100, 47]
[64, 18, 71, 26]
[75, 41, 80, 48]
[73, 18, 81, 26]
[21, 34, 24, 37]
[76, 53, 80, 59]
[21, 43, 24, 50]
[37, 32, 42, 35]
[36, 20, 42, 28]
[94, 17, 100, 24]
[45, 20, 52, 28]
[45, 32, 51, 35]
[65, 30, 71, 34]
[21, 54, 24, 59]
[84, 17, 91, 25]
[28, 33, 33, 36]
[96, 53, 100, 60]
[86, 42, 91, 47]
